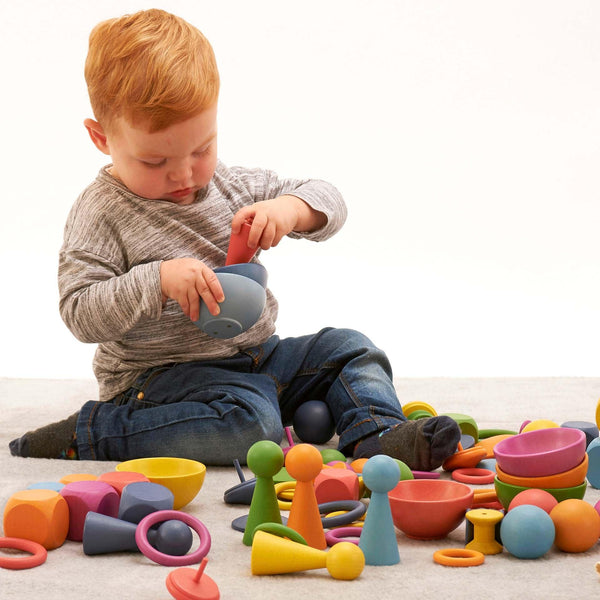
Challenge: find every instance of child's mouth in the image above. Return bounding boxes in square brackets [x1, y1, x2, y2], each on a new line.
[170, 187, 194, 198]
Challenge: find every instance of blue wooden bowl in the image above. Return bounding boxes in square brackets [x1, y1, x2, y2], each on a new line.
[194, 264, 267, 339]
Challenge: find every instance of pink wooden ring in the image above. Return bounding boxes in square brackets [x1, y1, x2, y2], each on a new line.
[452, 468, 495, 485]
[0, 537, 47, 570]
[325, 526, 363, 546]
[135, 510, 211, 566]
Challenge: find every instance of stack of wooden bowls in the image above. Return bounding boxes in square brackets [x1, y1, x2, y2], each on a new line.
[493, 427, 588, 509]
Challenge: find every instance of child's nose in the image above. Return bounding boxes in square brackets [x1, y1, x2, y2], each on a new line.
[168, 159, 193, 183]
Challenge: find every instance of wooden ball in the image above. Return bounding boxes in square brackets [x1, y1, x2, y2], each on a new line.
[550, 499, 600, 553]
[285, 444, 322, 482]
[325, 542, 365, 580]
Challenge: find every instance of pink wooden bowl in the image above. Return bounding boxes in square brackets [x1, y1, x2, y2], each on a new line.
[494, 427, 586, 477]
[388, 479, 473, 540]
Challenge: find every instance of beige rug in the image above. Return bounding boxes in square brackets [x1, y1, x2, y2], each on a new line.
[2, 377, 600, 599]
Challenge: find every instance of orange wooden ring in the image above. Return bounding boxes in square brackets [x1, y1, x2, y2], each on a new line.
[452, 468, 495, 485]
[442, 446, 487, 471]
[433, 548, 485, 567]
[0, 537, 47, 570]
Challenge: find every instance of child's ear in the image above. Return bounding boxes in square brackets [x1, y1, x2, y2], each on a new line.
[84, 118, 111, 155]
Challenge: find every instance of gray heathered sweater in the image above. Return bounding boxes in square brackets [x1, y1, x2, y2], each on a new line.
[58, 161, 347, 401]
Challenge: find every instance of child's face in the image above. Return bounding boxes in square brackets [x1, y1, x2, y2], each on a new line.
[104, 105, 218, 205]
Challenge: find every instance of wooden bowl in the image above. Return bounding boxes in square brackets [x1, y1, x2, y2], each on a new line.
[493, 427, 586, 477]
[116, 457, 206, 510]
[496, 454, 588, 489]
[494, 476, 587, 510]
[388, 479, 473, 540]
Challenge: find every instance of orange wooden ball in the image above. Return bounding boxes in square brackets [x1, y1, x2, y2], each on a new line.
[350, 458, 368, 473]
[3, 489, 69, 550]
[285, 444, 323, 482]
[550, 499, 600, 553]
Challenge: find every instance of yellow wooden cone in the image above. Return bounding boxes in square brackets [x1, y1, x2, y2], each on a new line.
[251, 531, 364, 580]
[251, 531, 325, 575]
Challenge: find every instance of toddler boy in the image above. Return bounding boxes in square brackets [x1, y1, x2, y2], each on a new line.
[10, 9, 460, 468]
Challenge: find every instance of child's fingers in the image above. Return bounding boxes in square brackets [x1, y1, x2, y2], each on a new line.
[193, 268, 224, 318]
[192, 285, 218, 318]
[205, 268, 225, 303]
[177, 293, 191, 318]
[187, 289, 201, 322]
[258, 220, 278, 250]
[247, 213, 269, 249]
[231, 209, 254, 234]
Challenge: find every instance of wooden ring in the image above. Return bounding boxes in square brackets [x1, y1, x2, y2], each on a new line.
[325, 526, 363, 546]
[274, 481, 296, 510]
[135, 510, 211, 567]
[452, 467, 495, 484]
[0, 537, 47, 570]
[319, 500, 366, 528]
[433, 548, 485, 567]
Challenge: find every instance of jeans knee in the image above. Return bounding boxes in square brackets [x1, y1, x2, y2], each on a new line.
[320, 327, 388, 362]
[215, 419, 284, 466]
[316, 327, 393, 382]
[319, 327, 375, 350]
[249, 417, 284, 452]
[261, 419, 285, 446]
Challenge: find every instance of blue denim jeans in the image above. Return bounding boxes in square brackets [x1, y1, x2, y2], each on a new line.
[76, 328, 406, 465]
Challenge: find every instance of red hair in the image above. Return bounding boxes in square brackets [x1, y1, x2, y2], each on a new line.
[85, 9, 219, 132]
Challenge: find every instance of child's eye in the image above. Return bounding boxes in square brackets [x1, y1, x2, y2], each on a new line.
[193, 145, 211, 158]
[141, 159, 167, 168]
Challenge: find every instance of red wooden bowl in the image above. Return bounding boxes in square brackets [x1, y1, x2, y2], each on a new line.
[388, 479, 473, 540]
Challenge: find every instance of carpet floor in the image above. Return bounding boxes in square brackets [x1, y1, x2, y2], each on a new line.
[2, 377, 600, 599]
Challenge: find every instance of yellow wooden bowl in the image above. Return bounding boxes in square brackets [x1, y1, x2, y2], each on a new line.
[116, 457, 206, 510]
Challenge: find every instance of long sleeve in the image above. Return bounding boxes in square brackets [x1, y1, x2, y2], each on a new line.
[59, 250, 163, 343]
[59, 162, 347, 401]
[222, 166, 347, 241]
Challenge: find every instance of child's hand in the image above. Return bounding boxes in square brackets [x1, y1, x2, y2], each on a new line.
[231, 195, 326, 251]
[160, 258, 225, 321]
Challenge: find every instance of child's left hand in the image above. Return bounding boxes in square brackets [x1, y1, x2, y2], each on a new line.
[231, 195, 326, 251]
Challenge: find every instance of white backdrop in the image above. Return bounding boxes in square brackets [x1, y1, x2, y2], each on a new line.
[1, 0, 599, 380]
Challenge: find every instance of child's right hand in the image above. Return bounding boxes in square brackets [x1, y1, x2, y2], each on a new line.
[160, 258, 225, 321]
